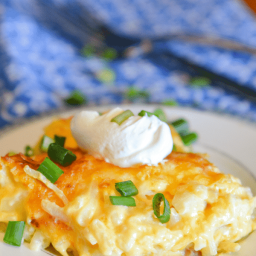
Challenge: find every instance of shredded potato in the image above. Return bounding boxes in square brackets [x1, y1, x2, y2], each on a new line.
[24, 165, 69, 205]
[0, 118, 255, 256]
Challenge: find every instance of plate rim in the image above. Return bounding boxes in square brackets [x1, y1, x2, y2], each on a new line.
[1, 104, 256, 139]
[1, 104, 256, 255]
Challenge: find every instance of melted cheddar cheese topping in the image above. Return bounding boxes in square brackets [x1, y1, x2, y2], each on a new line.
[0, 118, 255, 256]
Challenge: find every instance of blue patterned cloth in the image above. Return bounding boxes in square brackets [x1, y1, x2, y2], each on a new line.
[1, 0, 256, 129]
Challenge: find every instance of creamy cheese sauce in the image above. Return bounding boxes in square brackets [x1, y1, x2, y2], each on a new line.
[1, 152, 256, 256]
[0, 115, 256, 256]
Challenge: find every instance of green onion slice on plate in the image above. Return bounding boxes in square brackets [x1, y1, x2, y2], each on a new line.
[48, 143, 76, 167]
[54, 135, 66, 147]
[25, 145, 34, 157]
[138, 110, 154, 117]
[37, 157, 64, 183]
[8, 151, 17, 156]
[115, 180, 138, 197]
[3, 221, 26, 246]
[111, 110, 134, 125]
[109, 196, 136, 207]
[40, 135, 55, 152]
[171, 118, 189, 136]
[181, 132, 198, 146]
[138, 109, 167, 122]
[152, 193, 170, 223]
[153, 108, 167, 122]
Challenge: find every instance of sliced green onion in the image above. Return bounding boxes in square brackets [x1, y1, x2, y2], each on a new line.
[8, 151, 17, 156]
[171, 118, 189, 135]
[190, 77, 211, 87]
[101, 48, 117, 60]
[162, 99, 178, 106]
[48, 143, 76, 167]
[181, 132, 198, 146]
[54, 135, 66, 147]
[37, 157, 64, 183]
[111, 110, 134, 125]
[109, 196, 136, 206]
[25, 145, 34, 157]
[3, 221, 25, 246]
[153, 108, 167, 122]
[40, 135, 55, 152]
[125, 87, 150, 102]
[64, 90, 86, 106]
[138, 110, 154, 117]
[81, 44, 96, 57]
[115, 180, 138, 197]
[172, 144, 177, 151]
[96, 68, 116, 84]
[139, 109, 167, 122]
[152, 193, 170, 223]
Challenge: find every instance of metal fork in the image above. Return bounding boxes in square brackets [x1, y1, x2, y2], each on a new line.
[33, 1, 256, 55]
[26, 1, 256, 101]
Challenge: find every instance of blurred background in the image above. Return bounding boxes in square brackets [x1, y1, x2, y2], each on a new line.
[1, 0, 256, 128]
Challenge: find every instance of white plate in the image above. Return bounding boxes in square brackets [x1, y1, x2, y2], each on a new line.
[0, 104, 256, 256]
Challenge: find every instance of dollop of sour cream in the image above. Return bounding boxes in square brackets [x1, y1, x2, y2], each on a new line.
[71, 108, 173, 168]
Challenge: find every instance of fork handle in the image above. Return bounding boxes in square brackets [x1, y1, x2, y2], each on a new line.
[162, 51, 256, 102]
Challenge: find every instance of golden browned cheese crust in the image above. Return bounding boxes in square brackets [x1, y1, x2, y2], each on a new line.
[0, 118, 255, 256]
[2, 150, 222, 255]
